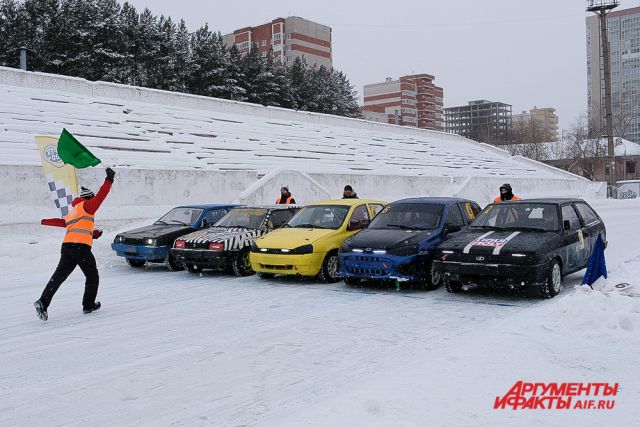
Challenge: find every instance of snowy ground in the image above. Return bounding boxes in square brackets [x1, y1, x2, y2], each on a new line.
[1, 199, 639, 426]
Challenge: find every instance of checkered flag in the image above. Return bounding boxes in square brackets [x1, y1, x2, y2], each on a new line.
[46, 174, 75, 218]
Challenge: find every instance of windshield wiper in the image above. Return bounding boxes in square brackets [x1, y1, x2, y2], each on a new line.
[294, 223, 326, 229]
[469, 225, 505, 231]
[508, 226, 548, 232]
[386, 223, 421, 230]
[155, 220, 168, 225]
[168, 220, 188, 226]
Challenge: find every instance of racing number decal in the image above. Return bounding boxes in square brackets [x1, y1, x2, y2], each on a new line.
[578, 229, 585, 250]
[465, 203, 475, 220]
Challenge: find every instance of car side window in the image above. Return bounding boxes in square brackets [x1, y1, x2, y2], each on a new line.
[562, 205, 582, 231]
[350, 205, 370, 228]
[575, 203, 600, 226]
[368, 204, 385, 218]
[460, 202, 480, 223]
[204, 209, 227, 227]
[445, 204, 465, 227]
[269, 210, 294, 229]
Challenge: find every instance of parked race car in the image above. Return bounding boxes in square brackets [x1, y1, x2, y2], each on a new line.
[171, 205, 301, 275]
[250, 199, 387, 283]
[433, 199, 607, 298]
[339, 198, 482, 289]
[112, 204, 236, 270]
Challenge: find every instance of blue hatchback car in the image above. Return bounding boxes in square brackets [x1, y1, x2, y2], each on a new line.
[112, 204, 238, 270]
[339, 197, 481, 289]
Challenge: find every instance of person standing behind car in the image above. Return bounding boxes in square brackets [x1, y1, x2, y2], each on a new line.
[494, 183, 521, 203]
[34, 167, 116, 321]
[342, 185, 359, 199]
[276, 186, 296, 204]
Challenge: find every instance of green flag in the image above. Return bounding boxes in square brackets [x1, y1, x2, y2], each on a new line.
[57, 128, 101, 168]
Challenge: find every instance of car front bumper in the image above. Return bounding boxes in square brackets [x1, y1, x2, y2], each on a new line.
[111, 243, 169, 261]
[339, 252, 425, 281]
[249, 251, 325, 276]
[433, 260, 548, 287]
[170, 248, 234, 269]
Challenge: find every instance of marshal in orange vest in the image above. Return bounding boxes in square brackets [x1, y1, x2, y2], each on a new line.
[63, 201, 96, 246]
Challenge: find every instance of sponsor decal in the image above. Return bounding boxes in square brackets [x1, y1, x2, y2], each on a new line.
[618, 189, 637, 199]
[465, 203, 476, 220]
[494, 381, 618, 410]
[578, 229, 585, 250]
[463, 231, 521, 255]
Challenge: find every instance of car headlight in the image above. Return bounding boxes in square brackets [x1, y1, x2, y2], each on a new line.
[290, 244, 313, 254]
[387, 244, 419, 257]
[145, 238, 157, 246]
[115, 235, 123, 243]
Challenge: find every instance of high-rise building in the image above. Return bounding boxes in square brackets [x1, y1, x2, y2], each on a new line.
[445, 100, 512, 144]
[587, 5, 640, 143]
[512, 107, 560, 142]
[361, 74, 444, 130]
[222, 17, 332, 68]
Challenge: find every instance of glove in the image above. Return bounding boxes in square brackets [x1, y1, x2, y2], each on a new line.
[105, 167, 116, 183]
[92, 229, 103, 240]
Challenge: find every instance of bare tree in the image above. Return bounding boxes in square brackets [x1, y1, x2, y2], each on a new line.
[506, 115, 551, 161]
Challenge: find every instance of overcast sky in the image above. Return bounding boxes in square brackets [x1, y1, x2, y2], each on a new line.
[125, 0, 640, 131]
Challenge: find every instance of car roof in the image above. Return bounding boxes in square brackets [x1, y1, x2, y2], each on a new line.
[392, 197, 475, 205]
[492, 198, 585, 205]
[230, 204, 304, 210]
[307, 198, 387, 206]
[175, 204, 240, 209]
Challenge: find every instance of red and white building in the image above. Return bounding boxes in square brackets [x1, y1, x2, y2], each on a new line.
[362, 74, 444, 131]
[222, 17, 332, 68]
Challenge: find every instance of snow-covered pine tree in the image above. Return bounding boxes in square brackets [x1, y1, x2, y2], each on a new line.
[239, 43, 264, 104]
[90, 0, 126, 82]
[188, 25, 227, 97]
[0, 0, 30, 68]
[137, 7, 161, 87]
[117, 1, 139, 85]
[219, 44, 247, 101]
[172, 18, 191, 93]
[152, 15, 177, 90]
[288, 56, 308, 111]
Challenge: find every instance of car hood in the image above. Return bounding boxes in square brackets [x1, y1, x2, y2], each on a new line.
[180, 226, 262, 243]
[118, 224, 193, 239]
[346, 228, 434, 250]
[256, 227, 337, 249]
[440, 229, 557, 255]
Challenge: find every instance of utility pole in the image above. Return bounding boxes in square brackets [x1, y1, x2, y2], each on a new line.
[586, 0, 619, 188]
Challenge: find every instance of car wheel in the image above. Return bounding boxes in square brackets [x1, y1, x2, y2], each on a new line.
[126, 258, 146, 268]
[185, 263, 199, 273]
[419, 263, 441, 291]
[344, 277, 361, 286]
[444, 276, 462, 293]
[318, 251, 340, 283]
[232, 249, 254, 277]
[257, 272, 275, 279]
[539, 259, 562, 299]
[167, 255, 185, 271]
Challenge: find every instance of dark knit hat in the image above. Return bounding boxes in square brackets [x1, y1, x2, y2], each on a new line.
[344, 185, 354, 191]
[80, 186, 94, 199]
[500, 183, 512, 192]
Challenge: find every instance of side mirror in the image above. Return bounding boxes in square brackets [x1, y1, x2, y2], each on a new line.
[201, 218, 209, 228]
[563, 220, 571, 231]
[444, 223, 462, 234]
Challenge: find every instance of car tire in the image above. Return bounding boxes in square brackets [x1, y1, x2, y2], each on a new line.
[167, 255, 185, 271]
[318, 251, 340, 283]
[539, 259, 562, 299]
[232, 249, 254, 277]
[344, 277, 361, 286]
[419, 263, 441, 291]
[185, 263, 199, 273]
[257, 272, 275, 279]
[444, 276, 462, 293]
[126, 258, 146, 268]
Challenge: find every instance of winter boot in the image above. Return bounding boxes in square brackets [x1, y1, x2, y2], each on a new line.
[83, 301, 101, 314]
[34, 300, 48, 321]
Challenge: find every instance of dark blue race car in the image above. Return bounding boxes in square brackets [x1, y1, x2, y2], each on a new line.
[111, 204, 237, 270]
[339, 197, 482, 289]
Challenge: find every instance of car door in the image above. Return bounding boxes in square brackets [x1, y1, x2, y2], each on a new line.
[574, 202, 605, 263]
[561, 204, 586, 272]
[460, 201, 481, 225]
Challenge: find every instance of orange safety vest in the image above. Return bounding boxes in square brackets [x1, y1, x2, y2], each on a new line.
[276, 196, 293, 204]
[494, 195, 521, 203]
[63, 202, 95, 246]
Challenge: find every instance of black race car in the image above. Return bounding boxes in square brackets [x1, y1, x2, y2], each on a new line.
[433, 199, 607, 298]
[171, 205, 302, 276]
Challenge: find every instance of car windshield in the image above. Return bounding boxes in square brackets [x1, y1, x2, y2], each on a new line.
[155, 207, 204, 226]
[369, 203, 444, 230]
[214, 208, 269, 229]
[286, 205, 350, 230]
[471, 203, 559, 231]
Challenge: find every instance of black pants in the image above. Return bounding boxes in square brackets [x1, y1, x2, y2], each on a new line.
[40, 243, 99, 310]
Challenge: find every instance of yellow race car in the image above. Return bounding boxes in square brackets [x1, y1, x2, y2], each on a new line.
[250, 198, 387, 282]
